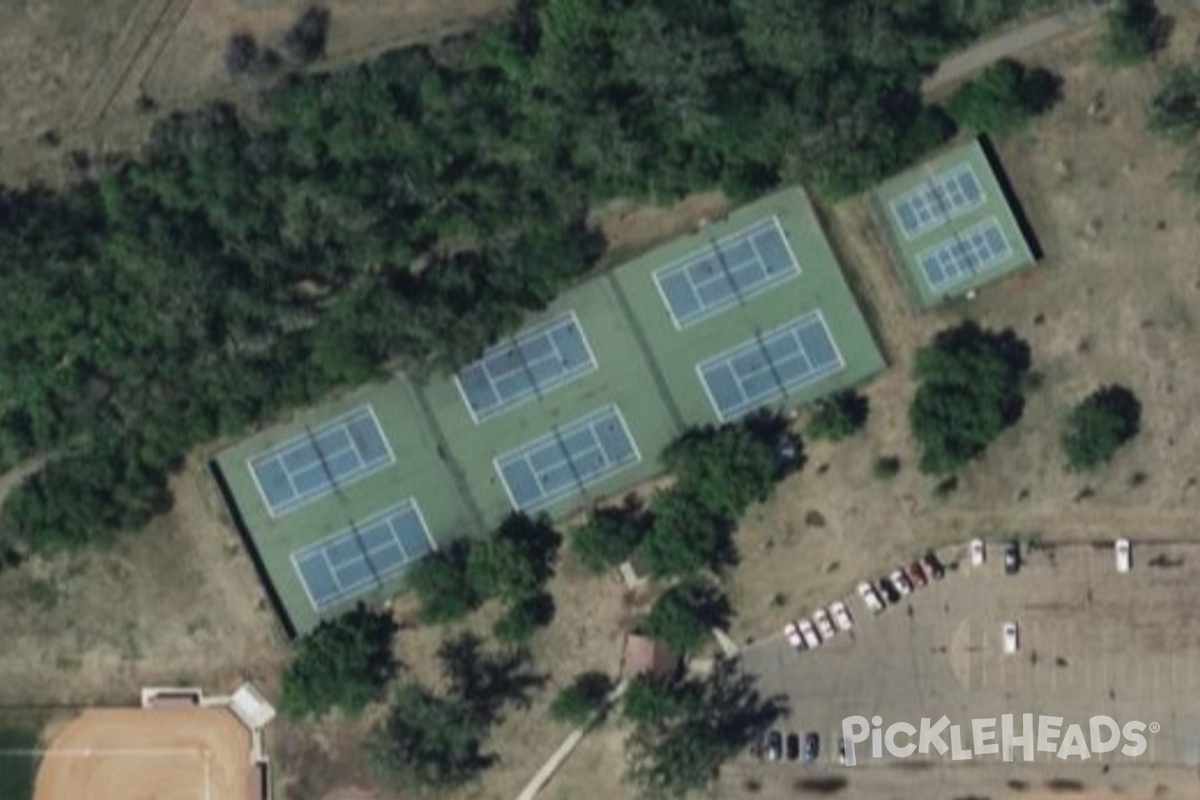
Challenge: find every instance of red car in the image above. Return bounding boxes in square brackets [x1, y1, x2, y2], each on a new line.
[907, 561, 928, 588]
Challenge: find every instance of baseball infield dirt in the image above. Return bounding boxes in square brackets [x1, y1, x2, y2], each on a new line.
[34, 708, 251, 800]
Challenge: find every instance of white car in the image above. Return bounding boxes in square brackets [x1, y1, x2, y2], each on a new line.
[1002, 622, 1019, 654]
[970, 538, 986, 567]
[1115, 538, 1131, 573]
[858, 581, 884, 613]
[829, 600, 854, 632]
[798, 618, 821, 648]
[783, 621, 804, 649]
[812, 609, 837, 640]
[889, 568, 912, 596]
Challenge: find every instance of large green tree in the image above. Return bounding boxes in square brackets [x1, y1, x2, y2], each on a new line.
[640, 580, 731, 654]
[280, 604, 398, 718]
[909, 321, 1032, 476]
[946, 58, 1062, 135]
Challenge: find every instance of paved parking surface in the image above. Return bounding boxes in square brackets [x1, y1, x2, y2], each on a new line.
[737, 540, 1200, 797]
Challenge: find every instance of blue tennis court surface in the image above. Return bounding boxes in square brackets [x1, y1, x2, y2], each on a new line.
[698, 312, 845, 421]
[653, 217, 799, 328]
[495, 405, 640, 512]
[456, 312, 597, 422]
[249, 406, 394, 517]
[890, 164, 985, 240]
[292, 500, 435, 611]
[917, 217, 1012, 292]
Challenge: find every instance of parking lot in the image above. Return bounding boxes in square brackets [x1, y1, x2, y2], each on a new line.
[736, 540, 1200, 797]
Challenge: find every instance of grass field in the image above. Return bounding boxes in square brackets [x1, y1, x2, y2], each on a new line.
[0, 727, 38, 800]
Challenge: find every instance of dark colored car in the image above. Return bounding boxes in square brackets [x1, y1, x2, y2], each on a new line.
[765, 730, 783, 762]
[907, 561, 928, 588]
[786, 732, 801, 761]
[804, 732, 820, 764]
[923, 551, 946, 580]
[878, 577, 901, 604]
[1004, 540, 1021, 575]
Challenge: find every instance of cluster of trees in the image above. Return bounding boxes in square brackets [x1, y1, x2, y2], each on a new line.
[910, 322, 1145, 478]
[370, 633, 544, 794]
[946, 58, 1062, 135]
[0, 0, 1050, 554]
[570, 413, 797, 580]
[408, 513, 560, 642]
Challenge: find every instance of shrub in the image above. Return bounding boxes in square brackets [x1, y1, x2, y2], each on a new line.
[909, 321, 1032, 476]
[946, 59, 1062, 135]
[225, 33, 260, 75]
[572, 503, 649, 575]
[1062, 385, 1142, 471]
[550, 671, 614, 726]
[806, 391, 869, 442]
[640, 580, 731, 654]
[1148, 65, 1200, 143]
[280, 604, 398, 717]
[1100, 0, 1168, 67]
[872, 455, 902, 480]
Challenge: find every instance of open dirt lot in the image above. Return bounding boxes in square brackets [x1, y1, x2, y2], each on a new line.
[0, 0, 510, 185]
[32, 708, 251, 800]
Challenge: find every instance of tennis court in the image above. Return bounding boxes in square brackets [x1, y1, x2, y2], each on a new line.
[697, 312, 845, 421]
[248, 405, 393, 517]
[455, 312, 597, 422]
[494, 405, 640, 512]
[890, 163, 985, 240]
[653, 217, 799, 328]
[291, 500, 435, 611]
[917, 217, 1012, 292]
[873, 138, 1036, 309]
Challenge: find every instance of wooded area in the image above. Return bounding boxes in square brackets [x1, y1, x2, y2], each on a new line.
[0, 0, 1051, 551]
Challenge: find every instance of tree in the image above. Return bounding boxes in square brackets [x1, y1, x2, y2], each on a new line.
[407, 541, 478, 624]
[662, 414, 788, 519]
[466, 513, 560, 604]
[370, 683, 492, 794]
[280, 604, 398, 717]
[946, 59, 1062, 135]
[637, 487, 735, 579]
[806, 391, 869, 442]
[225, 33, 260, 75]
[436, 632, 546, 723]
[1062, 385, 1142, 471]
[909, 321, 1032, 476]
[571, 502, 649, 575]
[1148, 65, 1200, 142]
[1100, 0, 1168, 67]
[872, 455, 902, 480]
[550, 671, 614, 726]
[283, 6, 332, 63]
[493, 592, 555, 644]
[622, 676, 695, 725]
[640, 580, 731, 654]
[625, 672, 783, 799]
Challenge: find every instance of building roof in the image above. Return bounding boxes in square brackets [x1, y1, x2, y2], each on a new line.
[621, 634, 680, 681]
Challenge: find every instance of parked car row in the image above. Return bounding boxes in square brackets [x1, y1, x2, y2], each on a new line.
[783, 599, 854, 651]
[762, 729, 821, 764]
[856, 551, 945, 615]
